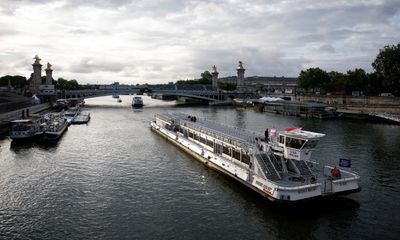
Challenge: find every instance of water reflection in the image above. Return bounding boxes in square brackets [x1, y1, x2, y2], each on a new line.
[0, 97, 399, 239]
[206, 167, 359, 239]
[234, 109, 246, 129]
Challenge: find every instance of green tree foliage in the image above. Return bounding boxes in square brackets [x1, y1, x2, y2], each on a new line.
[218, 81, 237, 91]
[54, 78, 80, 90]
[366, 72, 384, 95]
[346, 68, 368, 92]
[372, 43, 400, 94]
[200, 70, 212, 83]
[298, 68, 330, 90]
[175, 71, 212, 85]
[298, 43, 400, 95]
[0, 75, 27, 88]
[328, 71, 346, 92]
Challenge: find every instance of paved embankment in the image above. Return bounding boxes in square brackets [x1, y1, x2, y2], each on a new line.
[294, 95, 400, 114]
[0, 103, 51, 125]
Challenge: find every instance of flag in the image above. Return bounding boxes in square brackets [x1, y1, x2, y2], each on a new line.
[339, 158, 351, 168]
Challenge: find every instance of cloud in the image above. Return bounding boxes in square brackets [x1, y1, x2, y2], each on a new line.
[0, 0, 399, 84]
[319, 44, 335, 53]
[69, 58, 126, 73]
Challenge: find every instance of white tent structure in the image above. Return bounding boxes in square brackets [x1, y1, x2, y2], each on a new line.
[31, 94, 41, 104]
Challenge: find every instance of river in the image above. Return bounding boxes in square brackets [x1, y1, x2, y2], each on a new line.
[0, 95, 399, 239]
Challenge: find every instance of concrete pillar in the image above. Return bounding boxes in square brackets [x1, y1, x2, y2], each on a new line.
[45, 62, 53, 85]
[211, 65, 219, 90]
[236, 61, 245, 90]
[31, 55, 42, 94]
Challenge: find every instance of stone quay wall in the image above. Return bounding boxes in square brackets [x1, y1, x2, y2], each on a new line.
[293, 95, 400, 113]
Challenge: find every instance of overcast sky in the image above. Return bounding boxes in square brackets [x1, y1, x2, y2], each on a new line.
[1, 0, 399, 84]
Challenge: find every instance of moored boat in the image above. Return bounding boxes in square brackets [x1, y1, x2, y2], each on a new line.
[43, 115, 68, 140]
[132, 96, 144, 108]
[72, 111, 90, 124]
[63, 106, 81, 124]
[9, 115, 46, 140]
[150, 112, 361, 203]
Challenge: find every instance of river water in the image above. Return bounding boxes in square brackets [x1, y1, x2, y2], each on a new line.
[0, 96, 399, 239]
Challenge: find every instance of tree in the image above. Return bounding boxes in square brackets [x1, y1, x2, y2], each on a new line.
[175, 70, 213, 85]
[218, 82, 236, 91]
[54, 78, 80, 90]
[0, 75, 27, 88]
[200, 70, 212, 84]
[328, 71, 346, 92]
[298, 68, 330, 91]
[366, 72, 384, 95]
[347, 68, 368, 92]
[372, 43, 400, 94]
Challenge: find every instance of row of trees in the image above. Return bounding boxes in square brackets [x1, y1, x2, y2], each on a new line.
[175, 71, 213, 85]
[54, 78, 81, 90]
[0, 75, 28, 89]
[298, 43, 400, 95]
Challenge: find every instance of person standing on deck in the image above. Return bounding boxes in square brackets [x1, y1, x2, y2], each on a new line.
[264, 128, 269, 142]
[270, 127, 277, 142]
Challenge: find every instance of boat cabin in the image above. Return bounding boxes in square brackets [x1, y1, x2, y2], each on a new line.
[276, 129, 325, 161]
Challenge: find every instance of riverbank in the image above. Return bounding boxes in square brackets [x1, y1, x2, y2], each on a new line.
[294, 95, 400, 114]
[0, 103, 51, 134]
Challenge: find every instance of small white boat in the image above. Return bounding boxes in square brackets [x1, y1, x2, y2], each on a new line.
[132, 96, 143, 108]
[117, 99, 122, 103]
[9, 115, 46, 140]
[43, 116, 68, 140]
[72, 111, 91, 124]
[112, 94, 120, 98]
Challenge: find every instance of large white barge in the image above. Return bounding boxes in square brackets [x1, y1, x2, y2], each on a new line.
[150, 112, 361, 202]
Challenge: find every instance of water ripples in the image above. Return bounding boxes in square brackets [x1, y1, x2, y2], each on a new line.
[0, 97, 399, 239]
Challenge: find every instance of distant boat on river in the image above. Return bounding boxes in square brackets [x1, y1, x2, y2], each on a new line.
[132, 96, 143, 108]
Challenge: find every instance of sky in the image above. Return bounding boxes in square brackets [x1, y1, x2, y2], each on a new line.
[0, 0, 399, 84]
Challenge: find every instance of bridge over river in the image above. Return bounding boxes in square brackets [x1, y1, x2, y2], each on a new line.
[61, 85, 257, 104]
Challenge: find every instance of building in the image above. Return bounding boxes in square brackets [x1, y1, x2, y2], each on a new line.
[28, 55, 56, 96]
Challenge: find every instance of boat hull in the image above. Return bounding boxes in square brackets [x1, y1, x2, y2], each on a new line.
[10, 132, 44, 141]
[44, 124, 68, 140]
[132, 103, 143, 108]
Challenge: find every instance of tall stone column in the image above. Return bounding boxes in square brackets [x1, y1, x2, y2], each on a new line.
[211, 65, 219, 90]
[236, 61, 245, 90]
[31, 55, 42, 94]
[45, 62, 53, 85]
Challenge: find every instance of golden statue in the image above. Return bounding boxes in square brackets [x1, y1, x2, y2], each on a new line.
[238, 61, 244, 69]
[212, 65, 217, 73]
[47, 62, 52, 70]
[33, 54, 41, 64]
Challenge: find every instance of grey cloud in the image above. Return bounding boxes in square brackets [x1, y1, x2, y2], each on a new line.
[1, 0, 400, 84]
[68, 28, 94, 35]
[0, 28, 19, 37]
[187, 46, 305, 78]
[69, 58, 126, 73]
[319, 44, 335, 53]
